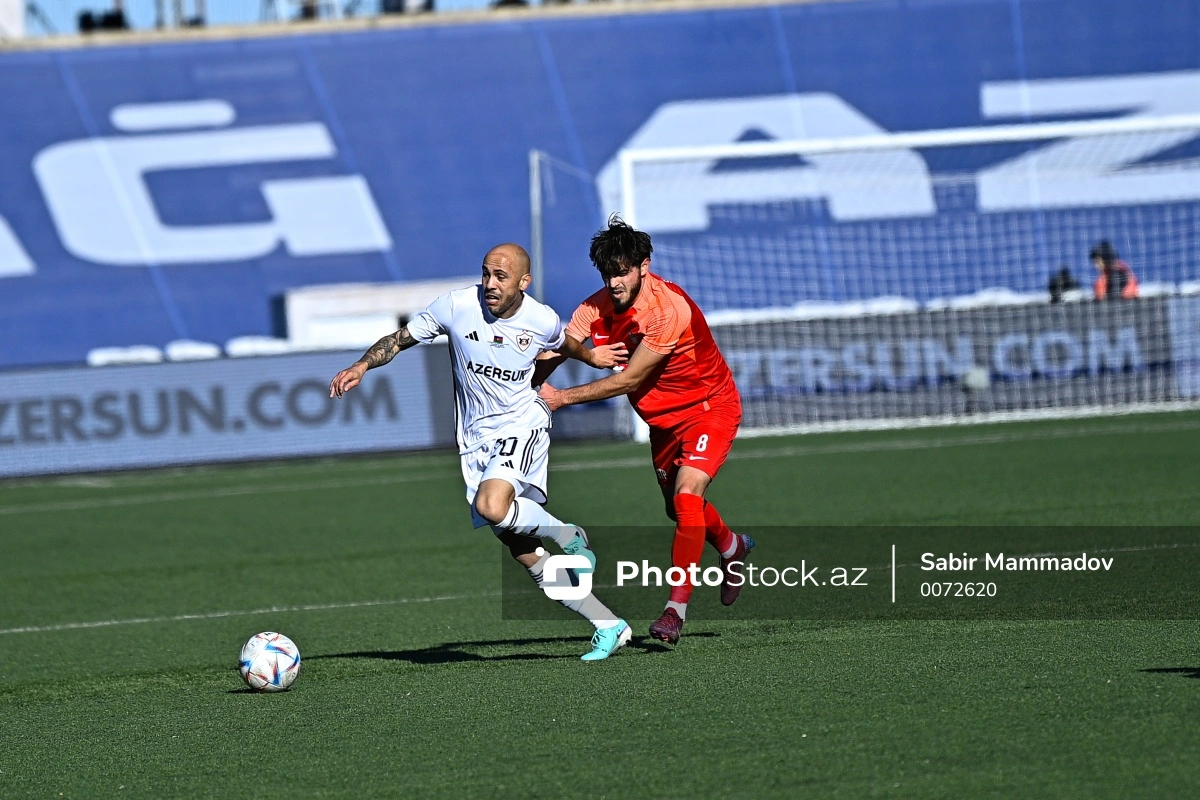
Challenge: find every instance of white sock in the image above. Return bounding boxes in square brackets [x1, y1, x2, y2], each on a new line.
[527, 554, 619, 629]
[498, 498, 576, 547]
[720, 534, 741, 560]
[666, 600, 688, 620]
[568, 594, 621, 629]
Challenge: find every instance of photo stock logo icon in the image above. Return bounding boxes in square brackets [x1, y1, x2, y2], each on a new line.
[534, 547, 593, 601]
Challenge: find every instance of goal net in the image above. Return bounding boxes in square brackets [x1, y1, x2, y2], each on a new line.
[532, 113, 1200, 435]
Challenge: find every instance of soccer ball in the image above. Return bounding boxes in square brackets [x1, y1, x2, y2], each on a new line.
[962, 365, 991, 392]
[239, 632, 301, 692]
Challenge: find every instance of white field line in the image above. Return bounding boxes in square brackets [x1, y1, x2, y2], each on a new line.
[734, 401, 1200, 438]
[7, 412, 1199, 496]
[0, 471, 458, 516]
[563, 416, 1200, 472]
[0, 591, 501, 635]
[1, 543, 1190, 637]
[1, 450, 466, 492]
[4, 416, 1199, 517]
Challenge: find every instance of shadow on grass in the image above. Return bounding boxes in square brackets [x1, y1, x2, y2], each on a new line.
[309, 632, 719, 665]
[1141, 667, 1200, 679]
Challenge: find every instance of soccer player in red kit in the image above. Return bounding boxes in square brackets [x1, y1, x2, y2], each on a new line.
[538, 216, 753, 644]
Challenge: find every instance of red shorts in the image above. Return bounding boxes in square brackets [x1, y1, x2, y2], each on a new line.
[648, 398, 742, 488]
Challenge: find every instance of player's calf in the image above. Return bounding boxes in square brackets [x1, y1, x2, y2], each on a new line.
[478, 478, 589, 554]
[492, 500, 593, 558]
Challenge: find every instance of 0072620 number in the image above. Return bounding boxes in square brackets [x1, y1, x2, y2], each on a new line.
[920, 582, 997, 598]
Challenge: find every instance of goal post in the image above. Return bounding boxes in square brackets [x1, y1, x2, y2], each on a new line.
[533, 112, 1200, 436]
[618, 112, 1200, 229]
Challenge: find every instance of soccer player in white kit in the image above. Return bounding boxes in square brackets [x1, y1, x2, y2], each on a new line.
[329, 243, 631, 661]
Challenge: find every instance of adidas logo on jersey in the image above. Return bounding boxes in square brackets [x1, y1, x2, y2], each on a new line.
[465, 331, 480, 341]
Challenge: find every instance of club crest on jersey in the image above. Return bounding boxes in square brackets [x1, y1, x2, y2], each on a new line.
[491, 335, 505, 348]
[516, 331, 533, 351]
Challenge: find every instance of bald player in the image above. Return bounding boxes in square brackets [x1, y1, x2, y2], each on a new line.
[329, 243, 632, 661]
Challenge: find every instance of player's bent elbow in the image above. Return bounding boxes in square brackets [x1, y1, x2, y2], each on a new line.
[617, 371, 647, 394]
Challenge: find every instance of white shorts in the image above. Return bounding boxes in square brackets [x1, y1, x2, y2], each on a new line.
[462, 426, 550, 528]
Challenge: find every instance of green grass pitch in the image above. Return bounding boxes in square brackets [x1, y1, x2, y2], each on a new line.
[2, 412, 1199, 798]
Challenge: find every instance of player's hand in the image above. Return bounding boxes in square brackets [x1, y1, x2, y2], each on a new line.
[329, 363, 367, 398]
[588, 342, 629, 370]
[538, 382, 565, 412]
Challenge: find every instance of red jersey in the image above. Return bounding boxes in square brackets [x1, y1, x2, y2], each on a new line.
[566, 272, 739, 429]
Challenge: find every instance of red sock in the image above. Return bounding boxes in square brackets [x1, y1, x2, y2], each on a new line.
[703, 500, 737, 555]
[669, 493, 706, 606]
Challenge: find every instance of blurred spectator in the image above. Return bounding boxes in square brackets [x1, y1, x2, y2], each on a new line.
[492, 0, 528, 7]
[78, 1, 128, 33]
[258, 0, 330, 22]
[176, 0, 206, 26]
[1090, 240, 1139, 300]
[1048, 265, 1079, 304]
[291, 0, 342, 20]
[156, 0, 205, 27]
[381, 0, 433, 13]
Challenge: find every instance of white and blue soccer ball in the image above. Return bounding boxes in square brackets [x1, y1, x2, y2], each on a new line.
[239, 632, 301, 692]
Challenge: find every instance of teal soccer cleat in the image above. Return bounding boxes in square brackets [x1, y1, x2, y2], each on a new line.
[562, 525, 597, 571]
[581, 620, 632, 661]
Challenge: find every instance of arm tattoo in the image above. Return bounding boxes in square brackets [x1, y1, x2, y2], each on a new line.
[358, 326, 417, 369]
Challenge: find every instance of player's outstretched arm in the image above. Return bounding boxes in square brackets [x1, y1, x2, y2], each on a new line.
[329, 326, 419, 398]
[532, 334, 629, 389]
[539, 344, 666, 411]
[559, 332, 630, 369]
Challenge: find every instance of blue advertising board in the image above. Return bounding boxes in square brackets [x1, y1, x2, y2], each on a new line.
[0, 351, 437, 476]
[0, 0, 1197, 369]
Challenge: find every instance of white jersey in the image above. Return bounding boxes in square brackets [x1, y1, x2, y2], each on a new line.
[407, 285, 564, 454]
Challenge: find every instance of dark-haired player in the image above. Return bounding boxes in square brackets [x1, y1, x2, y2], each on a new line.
[538, 218, 753, 645]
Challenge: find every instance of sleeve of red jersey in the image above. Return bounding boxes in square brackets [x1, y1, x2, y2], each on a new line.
[565, 299, 600, 342]
[640, 293, 692, 354]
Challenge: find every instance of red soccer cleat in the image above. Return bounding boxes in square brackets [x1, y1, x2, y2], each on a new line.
[720, 534, 756, 607]
[648, 607, 684, 645]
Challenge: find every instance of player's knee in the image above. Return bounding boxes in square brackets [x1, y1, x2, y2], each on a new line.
[674, 469, 711, 498]
[474, 492, 511, 526]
